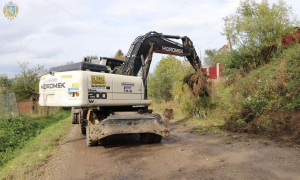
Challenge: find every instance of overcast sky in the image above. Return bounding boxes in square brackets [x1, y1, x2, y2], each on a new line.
[1, 0, 300, 75]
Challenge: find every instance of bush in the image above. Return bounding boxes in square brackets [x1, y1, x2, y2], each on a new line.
[0, 116, 38, 163]
[279, 45, 300, 109]
[0, 110, 70, 167]
[179, 89, 214, 119]
[148, 55, 193, 102]
[224, 0, 298, 73]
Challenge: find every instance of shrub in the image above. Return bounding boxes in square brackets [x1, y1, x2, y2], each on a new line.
[0, 110, 69, 167]
[224, 0, 299, 73]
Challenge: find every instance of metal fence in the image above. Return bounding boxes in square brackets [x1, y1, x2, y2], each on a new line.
[0, 93, 19, 116]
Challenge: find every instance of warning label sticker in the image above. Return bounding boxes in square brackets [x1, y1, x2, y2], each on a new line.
[72, 83, 79, 88]
[91, 75, 105, 89]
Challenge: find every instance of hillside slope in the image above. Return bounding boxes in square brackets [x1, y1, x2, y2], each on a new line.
[212, 45, 300, 143]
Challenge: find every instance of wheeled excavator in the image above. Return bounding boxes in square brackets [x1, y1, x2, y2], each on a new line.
[39, 31, 208, 146]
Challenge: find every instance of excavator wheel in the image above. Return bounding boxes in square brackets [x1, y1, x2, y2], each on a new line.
[97, 137, 107, 146]
[153, 134, 162, 143]
[139, 114, 163, 144]
[81, 124, 86, 135]
[80, 110, 87, 135]
[140, 133, 156, 144]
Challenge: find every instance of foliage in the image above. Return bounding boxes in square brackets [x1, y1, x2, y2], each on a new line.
[0, 112, 72, 180]
[114, 49, 126, 60]
[179, 90, 214, 118]
[151, 44, 300, 142]
[0, 74, 13, 94]
[148, 55, 214, 118]
[277, 44, 300, 109]
[209, 44, 300, 141]
[224, 0, 299, 72]
[204, 49, 218, 67]
[204, 45, 229, 67]
[148, 55, 193, 102]
[13, 62, 47, 111]
[0, 110, 70, 168]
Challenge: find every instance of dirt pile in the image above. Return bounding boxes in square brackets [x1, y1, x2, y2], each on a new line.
[184, 70, 211, 97]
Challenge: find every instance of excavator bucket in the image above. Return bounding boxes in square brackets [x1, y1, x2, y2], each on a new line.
[184, 70, 211, 97]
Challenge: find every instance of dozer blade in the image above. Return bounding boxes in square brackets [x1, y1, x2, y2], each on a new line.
[88, 112, 170, 141]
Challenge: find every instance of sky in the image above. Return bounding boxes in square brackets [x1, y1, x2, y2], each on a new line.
[1, 0, 300, 76]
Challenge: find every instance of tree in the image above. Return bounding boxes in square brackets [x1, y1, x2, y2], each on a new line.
[0, 74, 13, 94]
[148, 55, 192, 102]
[204, 49, 218, 67]
[114, 49, 125, 60]
[13, 62, 47, 112]
[204, 45, 229, 67]
[224, 0, 299, 71]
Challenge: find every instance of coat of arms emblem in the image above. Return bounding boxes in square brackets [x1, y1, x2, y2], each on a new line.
[3, 2, 19, 21]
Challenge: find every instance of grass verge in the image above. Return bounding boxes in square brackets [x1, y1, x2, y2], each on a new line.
[0, 112, 72, 180]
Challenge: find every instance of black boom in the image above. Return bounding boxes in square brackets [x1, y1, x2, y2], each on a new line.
[121, 31, 202, 78]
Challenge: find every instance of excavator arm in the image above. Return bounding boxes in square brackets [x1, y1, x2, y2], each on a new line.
[121, 31, 208, 98]
[121, 31, 202, 78]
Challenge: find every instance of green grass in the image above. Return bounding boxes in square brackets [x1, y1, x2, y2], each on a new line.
[0, 112, 72, 180]
[0, 110, 71, 167]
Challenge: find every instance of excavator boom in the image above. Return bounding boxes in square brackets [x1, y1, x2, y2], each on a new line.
[121, 31, 209, 98]
[121, 31, 202, 77]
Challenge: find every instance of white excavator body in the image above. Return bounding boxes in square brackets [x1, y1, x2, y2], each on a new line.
[39, 71, 151, 107]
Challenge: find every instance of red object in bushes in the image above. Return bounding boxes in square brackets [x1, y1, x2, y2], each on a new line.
[209, 66, 217, 79]
[283, 29, 300, 46]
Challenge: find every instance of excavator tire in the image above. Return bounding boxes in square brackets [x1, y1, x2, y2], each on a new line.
[140, 114, 163, 143]
[154, 134, 162, 143]
[98, 138, 107, 146]
[80, 111, 86, 135]
[140, 133, 155, 144]
[81, 124, 86, 135]
[80, 110, 87, 135]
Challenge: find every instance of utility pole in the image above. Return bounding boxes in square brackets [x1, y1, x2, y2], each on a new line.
[224, 18, 233, 52]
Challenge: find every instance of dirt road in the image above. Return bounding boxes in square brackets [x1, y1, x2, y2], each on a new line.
[46, 121, 300, 180]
